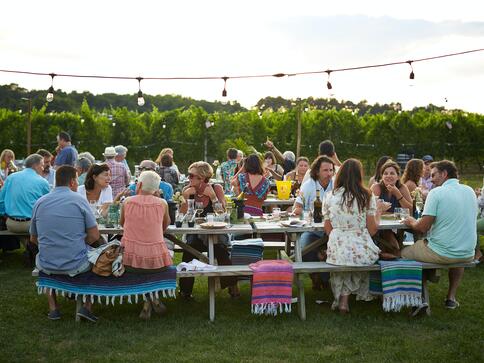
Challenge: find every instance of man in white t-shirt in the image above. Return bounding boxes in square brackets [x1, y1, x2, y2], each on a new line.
[293, 156, 335, 290]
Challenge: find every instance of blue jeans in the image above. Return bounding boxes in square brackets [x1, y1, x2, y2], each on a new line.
[299, 231, 329, 282]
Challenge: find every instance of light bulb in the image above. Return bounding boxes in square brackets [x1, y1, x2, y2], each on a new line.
[137, 90, 145, 106]
[46, 86, 54, 102]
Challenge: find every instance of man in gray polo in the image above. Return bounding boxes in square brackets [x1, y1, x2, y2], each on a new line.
[30, 165, 101, 322]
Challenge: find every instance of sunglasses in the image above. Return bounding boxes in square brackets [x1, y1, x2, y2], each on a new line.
[188, 173, 201, 179]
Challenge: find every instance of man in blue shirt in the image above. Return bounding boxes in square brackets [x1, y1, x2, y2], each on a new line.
[128, 160, 173, 200]
[30, 165, 101, 322]
[54, 131, 78, 168]
[403, 160, 476, 314]
[0, 154, 50, 233]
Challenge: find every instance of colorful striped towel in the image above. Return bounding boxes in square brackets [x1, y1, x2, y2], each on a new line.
[36, 266, 177, 305]
[231, 238, 264, 265]
[369, 260, 422, 312]
[249, 260, 293, 316]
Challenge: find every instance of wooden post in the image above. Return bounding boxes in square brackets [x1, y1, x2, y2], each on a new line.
[296, 105, 302, 159]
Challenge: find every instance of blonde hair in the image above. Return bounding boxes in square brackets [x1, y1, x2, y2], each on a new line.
[155, 148, 174, 164]
[138, 170, 161, 193]
[188, 161, 213, 182]
[0, 149, 15, 164]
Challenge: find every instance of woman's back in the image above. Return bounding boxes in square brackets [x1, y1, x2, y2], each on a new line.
[121, 194, 172, 269]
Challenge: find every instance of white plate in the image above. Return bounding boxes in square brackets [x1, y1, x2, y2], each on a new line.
[200, 222, 228, 229]
[280, 220, 307, 228]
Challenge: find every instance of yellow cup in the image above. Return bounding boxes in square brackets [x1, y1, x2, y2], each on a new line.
[276, 180, 292, 200]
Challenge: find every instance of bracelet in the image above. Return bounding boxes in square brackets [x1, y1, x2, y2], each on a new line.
[397, 196, 403, 201]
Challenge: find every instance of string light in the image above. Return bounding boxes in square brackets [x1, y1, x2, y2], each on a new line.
[407, 61, 415, 80]
[46, 73, 56, 102]
[325, 70, 333, 90]
[221, 76, 228, 97]
[136, 77, 145, 106]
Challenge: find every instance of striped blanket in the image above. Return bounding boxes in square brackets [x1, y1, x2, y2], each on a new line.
[231, 238, 264, 265]
[249, 260, 293, 316]
[36, 266, 177, 305]
[370, 260, 422, 312]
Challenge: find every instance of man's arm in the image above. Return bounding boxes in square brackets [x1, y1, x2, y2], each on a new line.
[265, 140, 285, 164]
[404, 215, 435, 234]
[85, 226, 100, 245]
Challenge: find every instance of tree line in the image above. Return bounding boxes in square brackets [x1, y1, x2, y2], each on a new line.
[0, 95, 482, 174]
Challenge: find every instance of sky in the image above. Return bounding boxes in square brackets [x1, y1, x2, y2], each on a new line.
[1, 0, 484, 113]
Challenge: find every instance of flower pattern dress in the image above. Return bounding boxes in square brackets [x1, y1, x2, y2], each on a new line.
[323, 188, 380, 307]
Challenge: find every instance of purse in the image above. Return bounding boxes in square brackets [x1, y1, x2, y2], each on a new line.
[92, 245, 125, 277]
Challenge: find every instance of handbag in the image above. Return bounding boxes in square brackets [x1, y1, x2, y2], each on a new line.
[92, 245, 125, 277]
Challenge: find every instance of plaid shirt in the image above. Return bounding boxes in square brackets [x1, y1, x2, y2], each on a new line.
[106, 159, 129, 198]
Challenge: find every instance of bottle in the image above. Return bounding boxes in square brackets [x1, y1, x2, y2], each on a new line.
[313, 190, 323, 223]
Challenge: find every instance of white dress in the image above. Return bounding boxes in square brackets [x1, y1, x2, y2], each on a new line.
[323, 188, 380, 307]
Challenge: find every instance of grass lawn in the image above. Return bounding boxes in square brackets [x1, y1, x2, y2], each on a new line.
[0, 248, 483, 363]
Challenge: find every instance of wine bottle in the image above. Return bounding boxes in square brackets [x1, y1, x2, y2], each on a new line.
[313, 190, 323, 223]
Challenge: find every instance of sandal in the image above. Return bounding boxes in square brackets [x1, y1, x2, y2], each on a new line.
[139, 301, 152, 320]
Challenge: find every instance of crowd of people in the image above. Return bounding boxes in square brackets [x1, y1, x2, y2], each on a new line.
[0, 130, 482, 321]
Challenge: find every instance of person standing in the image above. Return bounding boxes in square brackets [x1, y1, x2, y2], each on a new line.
[403, 160, 477, 315]
[115, 145, 131, 180]
[220, 148, 238, 194]
[54, 131, 78, 168]
[103, 146, 129, 199]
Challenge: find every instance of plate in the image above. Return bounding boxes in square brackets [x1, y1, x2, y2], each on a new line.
[280, 220, 307, 228]
[380, 214, 397, 220]
[200, 222, 228, 229]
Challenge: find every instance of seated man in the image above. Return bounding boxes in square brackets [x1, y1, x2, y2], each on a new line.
[30, 165, 101, 322]
[0, 153, 50, 233]
[403, 160, 476, 315]
[128, 160, 173, 201]
[292, 156, 334, 290]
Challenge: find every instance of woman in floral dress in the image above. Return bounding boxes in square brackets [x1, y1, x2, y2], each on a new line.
[324, 159, 384, 314]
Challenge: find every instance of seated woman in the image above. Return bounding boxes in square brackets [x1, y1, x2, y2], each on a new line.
[263, 151, 284, 181]
[78, 163, 126, 216]
[0, 149, 17, 187]
[324, 159, 383, 314]
[231, 154, 271, 217]
[402, 158, 424, 194]
[371, 160, 413, 258]
[284, 156, 310, 196]
[179, 161, 238, 299]
[368, 156, 391, 188]
[120, 170, 172, 319]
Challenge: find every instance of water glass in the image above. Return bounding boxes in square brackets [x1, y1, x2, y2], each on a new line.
[272, 207, 281, 221]
[399, 208, 410, 220]
[206, 213, 215, 223]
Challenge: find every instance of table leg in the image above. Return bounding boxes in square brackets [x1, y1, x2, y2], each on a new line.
[208, 235, 215, 322]
[294, 235, 306, 320]
[75, 298, 82, 323]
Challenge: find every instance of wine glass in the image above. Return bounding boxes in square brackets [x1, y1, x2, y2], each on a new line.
[195, 202, 204, 219]
[213, 202, 225, 221]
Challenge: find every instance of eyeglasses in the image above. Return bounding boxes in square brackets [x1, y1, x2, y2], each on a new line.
[188, 173, 201, 179]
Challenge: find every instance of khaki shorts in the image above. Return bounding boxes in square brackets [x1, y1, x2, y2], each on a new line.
[401, 239, 473, 264]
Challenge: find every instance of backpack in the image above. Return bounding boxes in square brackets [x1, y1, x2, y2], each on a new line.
[158, 166, 179, 189]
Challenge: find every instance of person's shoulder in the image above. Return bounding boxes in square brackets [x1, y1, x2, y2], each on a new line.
[159, 180, 172, 189]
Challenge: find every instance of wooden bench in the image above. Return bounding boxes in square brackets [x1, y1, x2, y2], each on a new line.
[176, 260, 477, 321]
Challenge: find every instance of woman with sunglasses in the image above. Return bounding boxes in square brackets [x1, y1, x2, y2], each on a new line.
[178, 161, 238, 300]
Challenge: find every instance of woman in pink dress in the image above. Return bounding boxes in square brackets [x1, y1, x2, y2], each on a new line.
[120, 170, 172, 319]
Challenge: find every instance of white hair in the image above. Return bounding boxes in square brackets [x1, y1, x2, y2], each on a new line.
[237, 150, 244, 157]
[283, 151, 295, 162]
[138, 170, 160, 193]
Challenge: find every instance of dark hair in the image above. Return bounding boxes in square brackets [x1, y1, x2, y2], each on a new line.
[55, 165, 78, 187]
[318, 140, 335, 157]
[402, 159, 424, 185]
[245, 154, 264, 175]
[58, 131, 71, 142]
[234, 157, 245, 175]
[309, 156, 334, 181]
[227, 148, 238, 160]
[85, 163, 110, 191]
[335, 159, 371, 213]
[264, 151, 276, 165]
[373, 156, 391, 183]
[36, 149, 52, 158]
[430, 160, 458, 179]
[160, 154, 173, 167]
[378, 160, 402, 196]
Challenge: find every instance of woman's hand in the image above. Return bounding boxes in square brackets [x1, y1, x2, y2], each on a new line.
[386, 183, 402, 198]
[376, 200, 391, 214]
[114, 188, 131, 202]
[202, 184, 217, 201]
[182, 186, 196, 199]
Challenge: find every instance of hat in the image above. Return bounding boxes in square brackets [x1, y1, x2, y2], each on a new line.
[103, 146, 117, 157]
[422, 155, 433, 162]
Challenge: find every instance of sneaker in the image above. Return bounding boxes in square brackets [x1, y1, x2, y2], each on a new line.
[47, 309, 62, 320]
[410, 303, 430, 317]
[444, 299, 460, 309]
[77, 307, 98, 322]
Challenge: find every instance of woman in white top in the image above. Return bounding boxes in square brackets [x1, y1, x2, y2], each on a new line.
[78, 163, 127, 215]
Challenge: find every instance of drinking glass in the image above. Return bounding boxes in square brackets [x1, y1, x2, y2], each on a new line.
[213, 202, 225, 217]
[195, 202, 204, 218]
[272, 207, 281, 221]
[399, 208, 410, 220]
[394, 207, 402, 219]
